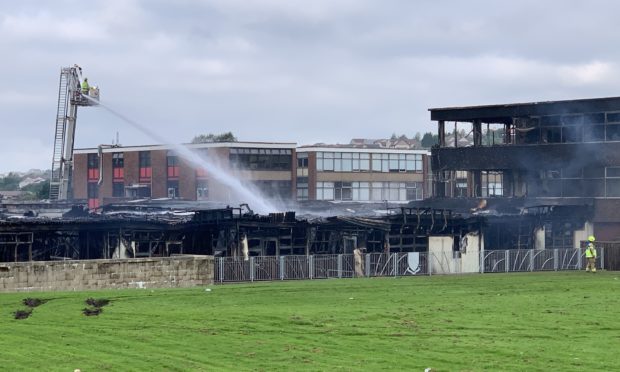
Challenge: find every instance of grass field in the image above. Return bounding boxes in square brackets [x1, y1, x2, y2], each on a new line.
[1, 271, 619, 371]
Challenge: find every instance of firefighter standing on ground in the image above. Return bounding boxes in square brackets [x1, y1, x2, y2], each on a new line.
[585, 235, 597, 273]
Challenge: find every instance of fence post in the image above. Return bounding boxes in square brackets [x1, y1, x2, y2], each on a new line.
[219, 257, 224, 283]
[365, 254, 371, 277]
[529, 250, 534, 272]
[600, 246, 604, 271]
[250, 256, 255, 282]
[578, 248, 583, 270]
[393, 253, 398, 277]
[279, 256, 285, 280]
[554, 249, 558, 271]
[505, 250, 510, 273]
[479, 250, 484, 274]
[337, 254, 342, 279]
[309, 255, 313, 280]
[428, 252, 432, 276]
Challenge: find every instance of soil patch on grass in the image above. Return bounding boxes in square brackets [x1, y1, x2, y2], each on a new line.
[23, 298, 47, 308]
[14, 309, 32, 320]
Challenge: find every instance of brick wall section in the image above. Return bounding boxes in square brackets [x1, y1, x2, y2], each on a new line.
[308, 152, 317, 199]
[179, 158, 197, 200]
[208, 148, 230, 201]
[291, 148, 297, 199]
[73, 153, 88, 199]
[151, 150, 168, 198]
[124, 151, 139, 187]
[0, 256, 214, 292]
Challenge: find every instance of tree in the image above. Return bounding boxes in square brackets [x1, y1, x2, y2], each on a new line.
[191, 132, 237, 144]
[0, 173, 21, 191]
[21, 180, 50, 200]
[420, 132, 438, 148]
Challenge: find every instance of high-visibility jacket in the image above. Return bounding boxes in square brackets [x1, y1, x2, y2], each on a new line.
[81, 80, 89, 92]
[585, 243, 597, 258]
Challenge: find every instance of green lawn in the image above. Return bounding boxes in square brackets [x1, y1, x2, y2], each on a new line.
[1, 271, 619, 371]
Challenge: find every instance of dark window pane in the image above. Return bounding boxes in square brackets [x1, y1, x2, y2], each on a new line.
[584, 113, 605, 124]
[607, 112, 620, 123]
[583, 167, 604, 178]
[540, 115, 561, 126]
[561, 115, 582, 125]
[562, 179, 582, 197]
[583, 179, 604, 197]
[606, 179, 620, 197]
[606, 124, 620, 141]
[607, 167, 620, 178]
[584, 125, 605, 142]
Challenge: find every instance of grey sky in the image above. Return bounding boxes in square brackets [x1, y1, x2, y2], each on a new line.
[2, 0, 620, 172]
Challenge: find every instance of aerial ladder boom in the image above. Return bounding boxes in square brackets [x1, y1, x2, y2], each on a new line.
[49, 65, 99, 200]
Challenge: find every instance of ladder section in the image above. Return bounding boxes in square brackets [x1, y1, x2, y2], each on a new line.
[49, 69, 71, 200]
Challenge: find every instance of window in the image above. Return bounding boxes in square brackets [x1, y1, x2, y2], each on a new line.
[297, 188, 309, 200]
[87, 182, 98, 198]
[112, 182, 124, 197]
[316, 152, 371, 173]
[87, 182, 99, 209]
[319, 181, 417, 202]
[606, 124, 620, 141]
[196, 180, 208, 200]
[139, 151, 152, 181]
[87, 153, 99, 181]
[230, 148, 292, 171]
[296, 176, 308, 201]
[316, 182, 334, 200]
[297, 153, 308, 168]
[352, 182, 370, 201]
[372, 154, 382, 171]
[167, 180, 179, 198]
[334, 182, 353, 201]
[406, 182, 424, 200]
[606, 167, 620, 197]
[167, 151, 179, 178]
[482, 171, 503, 197]
[112, 153, 124, 180]
[455, 171, 468, 197]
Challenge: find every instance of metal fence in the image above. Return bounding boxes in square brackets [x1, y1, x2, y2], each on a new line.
[214, 247, 603, 283]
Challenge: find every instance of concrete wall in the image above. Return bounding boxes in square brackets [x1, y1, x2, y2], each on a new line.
[573, 221, 593, 248]
[460, 232, 481, 273]
[428, 236, 455, 274]
[0, 255, 213, 292]
[429, 233, 481, 274]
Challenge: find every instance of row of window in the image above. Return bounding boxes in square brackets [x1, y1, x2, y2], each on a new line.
[451, 167, 620, 198]
[314, 152, 423, 173]
[229, 153, 292, 171]
[313, 181, 424, 202]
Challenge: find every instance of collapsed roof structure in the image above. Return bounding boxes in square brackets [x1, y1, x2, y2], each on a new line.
[0, 199, 480, 263]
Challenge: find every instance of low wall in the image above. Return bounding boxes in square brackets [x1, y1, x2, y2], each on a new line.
[0, 255, 214, 292]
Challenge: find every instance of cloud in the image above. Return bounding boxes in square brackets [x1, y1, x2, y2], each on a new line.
[0, 12, 108, 42]
[0, 90, 47, 105]
[2, 1, 620, 171]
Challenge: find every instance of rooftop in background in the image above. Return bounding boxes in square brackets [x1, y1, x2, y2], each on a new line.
[300, 135, 424, 150]
[74, 141, 297, 154]
[429, 96, 620, 123]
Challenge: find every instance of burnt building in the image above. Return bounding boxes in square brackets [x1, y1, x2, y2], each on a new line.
[428, 96, 620, 246]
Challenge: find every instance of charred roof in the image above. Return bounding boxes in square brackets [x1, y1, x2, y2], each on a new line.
[429, 96, 620, 123]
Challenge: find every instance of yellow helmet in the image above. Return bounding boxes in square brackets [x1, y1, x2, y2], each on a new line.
[588, 235, 595, 242]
